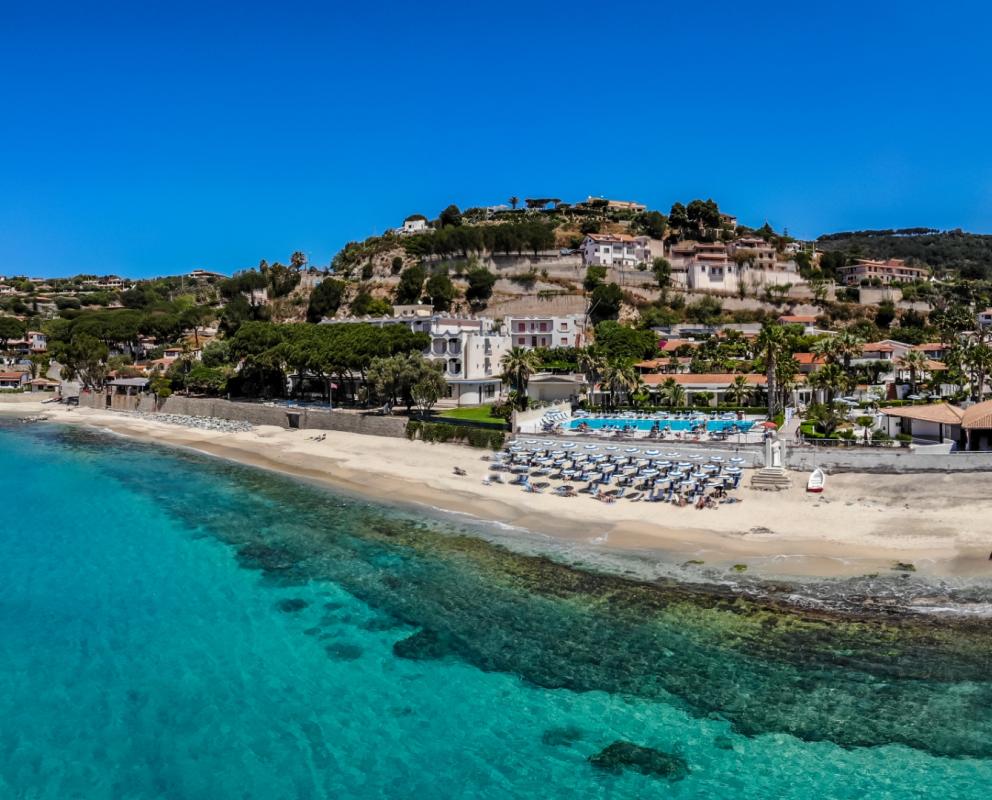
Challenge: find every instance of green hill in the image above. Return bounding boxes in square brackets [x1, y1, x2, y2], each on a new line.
[817, 228, 992, 279]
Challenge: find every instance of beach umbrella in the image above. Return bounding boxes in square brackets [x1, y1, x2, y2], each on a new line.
[624, 447, 638, 453]
[729, 457, 745, 464]
[666, 451, 680, 458]
[645, 449, 661, 456]
[710, 456, 724, 463]
[584, 444, 598, 450]
[759, 421, 777, 429]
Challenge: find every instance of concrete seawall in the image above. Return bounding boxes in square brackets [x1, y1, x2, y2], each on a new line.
[78, 394, 408, 438]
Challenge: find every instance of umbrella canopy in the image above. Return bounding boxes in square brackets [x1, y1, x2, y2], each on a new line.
[759, 421, 778, 429]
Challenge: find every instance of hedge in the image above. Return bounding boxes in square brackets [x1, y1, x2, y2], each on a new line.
[406, 420, 506, 450]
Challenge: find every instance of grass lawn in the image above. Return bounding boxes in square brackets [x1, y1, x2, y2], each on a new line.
[436, 405, 506, 425]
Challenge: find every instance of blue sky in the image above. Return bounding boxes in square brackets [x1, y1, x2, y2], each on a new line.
[2, 1, 991, 278]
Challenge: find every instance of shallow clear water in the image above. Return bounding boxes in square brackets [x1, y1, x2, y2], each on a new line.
[569, 417, 753, 432]
[1, 421, 990, 798]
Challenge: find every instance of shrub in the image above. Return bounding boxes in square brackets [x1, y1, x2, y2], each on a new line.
[406, 420, 505, 449]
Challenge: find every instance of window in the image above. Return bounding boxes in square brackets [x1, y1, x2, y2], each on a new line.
[560, 337, 568, 345]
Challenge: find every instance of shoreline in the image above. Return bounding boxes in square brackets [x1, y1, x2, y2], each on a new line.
[4, 400, 992, 589]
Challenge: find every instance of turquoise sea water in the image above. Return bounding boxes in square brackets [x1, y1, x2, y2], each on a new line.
[1, 420, 991, 799]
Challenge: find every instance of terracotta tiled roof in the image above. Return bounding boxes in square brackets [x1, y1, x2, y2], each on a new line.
[778, 315, 818, 324]
[643, 373, 766, 387]
[659, 339, 699, 352]
[961, 400, 992, 430]
[881, 403, 964, 425]
[913, 343, 946, 352]
[793, 352, 826, 366]
[0, 372, 25, 380]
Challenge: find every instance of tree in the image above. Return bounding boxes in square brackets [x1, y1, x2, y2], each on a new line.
[411, 362, 446, 418]
[53, 333, 109, 389]
[651, 257, 671, 289]
[439, 204, 462, 228]
[756, 322, 787, 417]
[583, 265, 607, 292]
[307, 278, 346, 322]
[0, 316, 25, 349]
[875, 300, 897, 330]
[500, 347, 541, 407]
[395, 265, 427, 304]
[685, 295, 723, 325]
[391, 256, 404, 275]
[635, 210, 667, 239]
[660, 377, 686, 408]
[601, 362, 638, 410]
[351, 291, 392, 317]
[290, 251, 307, 271]
[465, 268, 497, 307]
[897, 349, 929, 394]
[577, 349, 607, 397]
[588, 283, 623, 326]
[726, 374, 752, 407]
[508, 196, 519, 210]
[592, 321, 658, 361]
[668, 203, 689, 236]
[425, 269, 456, 311]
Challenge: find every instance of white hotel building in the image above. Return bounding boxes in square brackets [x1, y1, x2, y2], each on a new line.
[323, 305, 510, 406]
[505, 314, 587, 349]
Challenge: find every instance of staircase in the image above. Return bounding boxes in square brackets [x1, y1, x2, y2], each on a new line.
[749, 468, 792, 491]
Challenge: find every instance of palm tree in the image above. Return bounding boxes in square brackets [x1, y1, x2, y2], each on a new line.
[577, 348, 607, 403]
[661, 377, 687, 408]
[756, 322, 787, 417]
[965, 342, 992, 401]
[508, 196, 520, 210]
[602, 362, 638, 410]
[832, 330, 864, 372]
[775, 355, 800, 410]
[897, 349, 929, 395]
[812, 363, 849, 403]
[726, 374, 752, 408]
[500, 347, 540, 407]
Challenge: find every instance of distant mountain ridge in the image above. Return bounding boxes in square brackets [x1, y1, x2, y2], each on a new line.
[816, 228, 992, 279]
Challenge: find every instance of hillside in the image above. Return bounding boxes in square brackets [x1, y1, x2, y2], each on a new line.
[817, 229, 992, 279]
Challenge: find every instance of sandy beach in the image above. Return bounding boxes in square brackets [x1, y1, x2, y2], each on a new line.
[4, 398, 992, 581]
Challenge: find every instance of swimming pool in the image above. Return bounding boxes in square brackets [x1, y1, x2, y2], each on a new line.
[568, 417, 754, 432]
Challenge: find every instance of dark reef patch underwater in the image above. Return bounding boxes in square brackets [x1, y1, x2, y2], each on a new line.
[3, 419, 992, 799]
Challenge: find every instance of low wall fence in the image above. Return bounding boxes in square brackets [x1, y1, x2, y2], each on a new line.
[81, 392, 408, 438]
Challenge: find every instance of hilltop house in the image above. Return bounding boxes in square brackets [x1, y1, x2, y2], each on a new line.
[836, 258, 929, 286]
[581, 234, 652, 268]
[397, 215, 429, 235]
[667, 238, 801, 294]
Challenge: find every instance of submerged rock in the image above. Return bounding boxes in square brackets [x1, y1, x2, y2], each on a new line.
[588, 741, 690, 781]
[236, 543, 295, 571]
[276, 598, 309, 613]
[325, 642, 363, 661]
[392, 628, 453, 661]
[542, 725, 584, 747]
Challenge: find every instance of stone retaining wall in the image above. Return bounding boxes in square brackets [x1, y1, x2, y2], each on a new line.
[785, 444, 992, 473]
[79, 393, 407, 438]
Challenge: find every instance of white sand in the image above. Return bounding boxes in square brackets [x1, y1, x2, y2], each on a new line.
[5, 399, 992, 580]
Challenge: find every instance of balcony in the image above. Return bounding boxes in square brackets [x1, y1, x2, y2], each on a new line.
[447, 340, 462, 356]
[432, 340, 447, 356]
[447, 360, 462, 376]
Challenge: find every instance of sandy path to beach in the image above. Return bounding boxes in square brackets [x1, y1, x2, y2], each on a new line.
[5, 401, 992, 580]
